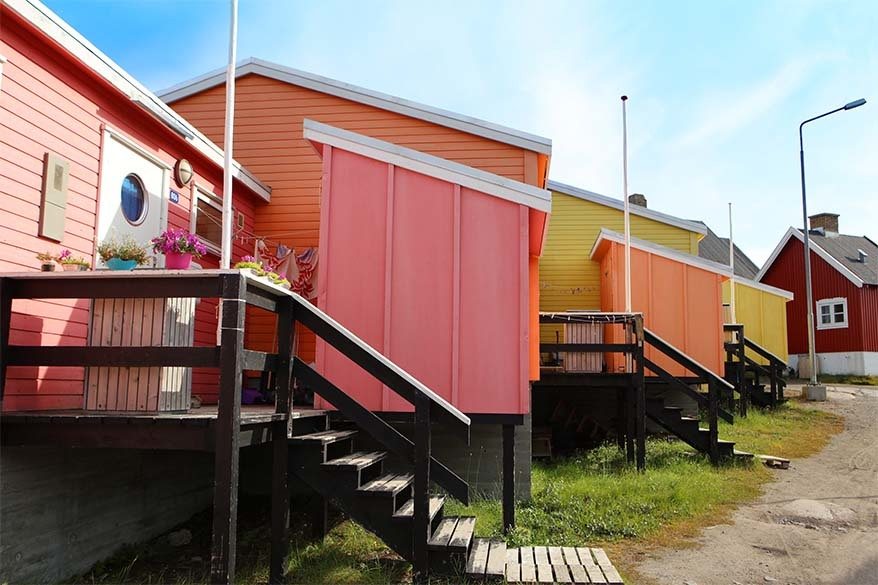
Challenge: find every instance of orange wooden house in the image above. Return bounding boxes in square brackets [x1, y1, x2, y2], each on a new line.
[161, 58, 552, 365]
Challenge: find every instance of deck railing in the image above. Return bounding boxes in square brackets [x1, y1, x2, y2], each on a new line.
[0, 270, 470, 584]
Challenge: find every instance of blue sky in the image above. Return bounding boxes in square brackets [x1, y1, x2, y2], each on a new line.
[47, 0, 876, 264]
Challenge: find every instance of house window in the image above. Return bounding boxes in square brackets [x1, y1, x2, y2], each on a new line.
[193, 188, 223, 255]
[816, 297, 848, 330]
[121, 174, 147, 225]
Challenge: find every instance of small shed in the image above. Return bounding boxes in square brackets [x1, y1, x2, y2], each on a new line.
[590, 229, 731, 377]
[303, 120, 551, 415]
[723, 279, 793, 363]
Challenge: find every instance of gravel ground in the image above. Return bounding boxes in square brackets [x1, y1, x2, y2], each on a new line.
[635, 385, 878, 585]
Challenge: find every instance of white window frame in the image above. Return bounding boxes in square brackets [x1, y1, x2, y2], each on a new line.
[190, 186, 223, 257]
[0, 54, 7, 94]
[816, 297, 848, 330]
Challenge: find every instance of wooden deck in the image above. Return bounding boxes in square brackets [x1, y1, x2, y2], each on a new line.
[0, 405, 328, 451]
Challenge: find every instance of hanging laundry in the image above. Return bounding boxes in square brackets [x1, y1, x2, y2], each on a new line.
[291, 247, 318, 299]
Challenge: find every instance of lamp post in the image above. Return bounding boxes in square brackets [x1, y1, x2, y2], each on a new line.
[799, 98, 866, 400]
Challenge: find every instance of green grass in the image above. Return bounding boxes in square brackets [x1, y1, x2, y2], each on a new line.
[817, 373, 878, 386]
[71, 402, 842, 584]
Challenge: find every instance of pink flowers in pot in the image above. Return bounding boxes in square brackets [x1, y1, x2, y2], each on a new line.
[151, 228, 208, 257]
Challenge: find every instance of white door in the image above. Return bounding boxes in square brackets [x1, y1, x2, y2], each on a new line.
[96, 131, 170, 267]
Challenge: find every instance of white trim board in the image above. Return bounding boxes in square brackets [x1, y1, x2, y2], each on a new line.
[755, 227, 864, 288]
[548, 180, 707, 236]
[158, 57, 553, 156]
[303, 119, 552, 213]
[589, 227, 733, 276]
[4, 0, 271, 202]
[734, 277, 794, 300]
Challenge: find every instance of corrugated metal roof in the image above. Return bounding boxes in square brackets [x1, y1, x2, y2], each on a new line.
[696, 223, 760, 279]
[798, 229, 878, 285]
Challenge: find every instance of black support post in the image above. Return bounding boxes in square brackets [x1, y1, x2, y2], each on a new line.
[633, 316, 646, 471]
[502, 423, 515, 532]
[625, 382, 635, 465]
[210, 274, 245, 585]
[707, 379, 720, 465]
[270, 297, 295, 584]
[0, 278, 12, 401]
[412, 395, 431, 582]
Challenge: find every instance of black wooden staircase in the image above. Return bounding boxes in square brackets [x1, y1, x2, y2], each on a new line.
[643, 328, 742, 464]
[724, 324, 787, 411]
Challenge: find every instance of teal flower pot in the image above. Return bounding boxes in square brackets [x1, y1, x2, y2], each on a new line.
[106, 258, 137, 271]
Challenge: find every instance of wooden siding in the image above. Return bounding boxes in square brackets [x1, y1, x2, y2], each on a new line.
[761, 236, 875, 355]
[0, 9, 261, 410]
[169, 74, 545, 360]
[724, 280, 790, 362]
[539, 192, 700, 341]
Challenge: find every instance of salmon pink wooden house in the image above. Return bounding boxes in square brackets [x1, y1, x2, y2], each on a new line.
[303, 120, 551, 416]
[0, 0, 270, 414]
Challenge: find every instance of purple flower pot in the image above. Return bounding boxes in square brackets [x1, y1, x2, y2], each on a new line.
[165, 252, 192, 270]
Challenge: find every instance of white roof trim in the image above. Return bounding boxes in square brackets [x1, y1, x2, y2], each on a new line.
[158, 57, 553, 156]
[755, 227, 864, 288]
[734, 277, 794, 300]
[548, 180, 707, 236]
[5, 0, 271, 202]
[589, 228, 733, 277]
[303, 119, 552, 213]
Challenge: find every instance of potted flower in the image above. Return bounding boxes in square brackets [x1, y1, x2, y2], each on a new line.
[233, 256, 266, 277]
[97, 235, 150, 271]
[36, 252, 56, 272]
[151, 228, 207, 270]
[57, 249, 90, 271]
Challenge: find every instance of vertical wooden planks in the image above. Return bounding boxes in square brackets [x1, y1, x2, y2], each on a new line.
[85, 298, 103, 409]
[146, 298, 165, 411]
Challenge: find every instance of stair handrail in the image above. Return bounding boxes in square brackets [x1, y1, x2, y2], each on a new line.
[743, 336, 787, 371]
[742, 336, 786, 405]
[643, 327, 733, 464]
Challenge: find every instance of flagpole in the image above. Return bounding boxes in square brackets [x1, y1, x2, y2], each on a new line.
[220, 0, 239, 269]
[728, 202, 736, 324]
[621, 96, 631, 312]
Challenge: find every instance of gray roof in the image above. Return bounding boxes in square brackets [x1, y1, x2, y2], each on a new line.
[696, 223, 760, 279]
[799, 229, 878, 285]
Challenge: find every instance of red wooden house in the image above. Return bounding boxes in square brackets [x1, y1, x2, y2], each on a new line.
[757, 214, 878, 376]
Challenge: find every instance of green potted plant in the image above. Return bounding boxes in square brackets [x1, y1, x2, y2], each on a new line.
[36, 251, 56, 272]
[97, 235, 150, 271]
[57, 249, 91, 271]
[151, 228, 207, 270]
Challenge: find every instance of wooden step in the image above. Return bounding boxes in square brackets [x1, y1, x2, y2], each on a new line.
[428, 515, 475, 552]
[289, 429, 357, 445]
[392, 495, 445, 522]
[357, 473, 413, 498]
[321, 451, 387, 471]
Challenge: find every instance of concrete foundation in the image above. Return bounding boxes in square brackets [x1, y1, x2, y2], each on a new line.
[804, 383, 828, 401]
[0, 447, 214, 584]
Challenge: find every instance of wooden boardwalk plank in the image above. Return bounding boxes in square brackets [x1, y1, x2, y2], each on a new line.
[520, 564, 537, 584]
[562, 546, 580, 565]
[533, 546, 549, 566]
[591, 548, 623, 584]
[553, 563, 573, 583]
[506, 562, 521, 583]
[569, 563, 589, 584]
[548, 546, 565, 565]
[507, 547, 520, 564]
[465, 537, 490, 577]
[577, 547, 606, 584]
[520, 545, 535, 565]
[536, 563, 554, 583]
[486, 539, 507, 577]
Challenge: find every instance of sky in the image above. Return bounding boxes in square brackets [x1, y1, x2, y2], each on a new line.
[45, 0, 877, 265]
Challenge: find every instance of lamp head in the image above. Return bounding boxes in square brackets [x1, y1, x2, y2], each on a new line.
[844, 98, 866, 110]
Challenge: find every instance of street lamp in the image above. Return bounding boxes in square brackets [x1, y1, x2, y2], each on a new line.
[799, 98, 866, 400]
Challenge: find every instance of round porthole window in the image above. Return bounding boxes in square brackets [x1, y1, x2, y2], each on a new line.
[121, 173, 147, 225]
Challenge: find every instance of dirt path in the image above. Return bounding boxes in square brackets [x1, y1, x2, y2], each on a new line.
[635, 386, 878, 585]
